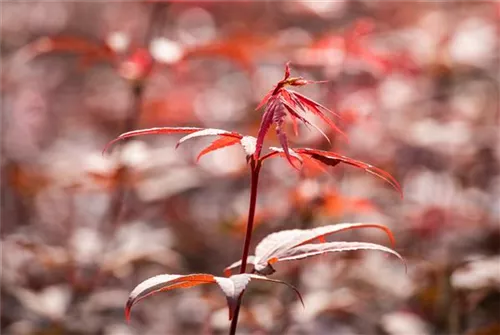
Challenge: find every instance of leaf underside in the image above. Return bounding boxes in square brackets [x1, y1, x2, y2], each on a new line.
[224, 223, 404, 276]
[125, 272, 302, 322]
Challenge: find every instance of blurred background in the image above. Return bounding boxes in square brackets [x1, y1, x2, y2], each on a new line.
[1, 1, 499, 335]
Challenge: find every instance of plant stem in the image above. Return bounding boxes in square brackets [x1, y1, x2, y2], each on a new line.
[240, 160, 261, 275]
[229, 159, 261, 335]
[90, 81, 145, 290]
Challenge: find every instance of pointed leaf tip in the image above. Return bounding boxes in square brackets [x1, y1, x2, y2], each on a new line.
[249, 274, 305, 308]
[102, 137, 122, 155]
[125, 299, 132, 322]
[103, 127, 203, 154]
[284, 61, 291, 79]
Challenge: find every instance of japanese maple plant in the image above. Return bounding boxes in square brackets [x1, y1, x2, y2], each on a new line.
[105, 62, 405, 334]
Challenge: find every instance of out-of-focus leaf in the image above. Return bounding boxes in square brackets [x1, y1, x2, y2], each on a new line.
[13, 238, 69, 269]
[181, 33, 275, 73]
[86, 166, 142, 191]
[29, 36, 116, 67]
[451, 256, 500, 290]
[6, 164, 82, 196]
[224, 223, 402, 276]
[290, 185, 377, 217]
[7, 164, 50, 197]
[294, 18, 419, 76]
[322, 191, 377, 217]
[125, 273, 302, 322]
[140, 92, 198, 126]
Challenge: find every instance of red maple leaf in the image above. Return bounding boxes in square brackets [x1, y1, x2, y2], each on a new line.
[254, 62, 347, 169]
[103, 127, 258, 161]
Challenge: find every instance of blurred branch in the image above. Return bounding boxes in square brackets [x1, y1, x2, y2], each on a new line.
[93, 3, 168, 288]
[103, 2, 166, 231]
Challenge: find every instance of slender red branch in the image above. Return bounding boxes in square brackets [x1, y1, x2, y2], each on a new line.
[240, 160, 261, 273]
[229, 159, 261, 335]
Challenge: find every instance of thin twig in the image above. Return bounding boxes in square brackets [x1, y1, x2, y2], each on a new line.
[102, 2, 165, 233]
[90, 3, 165, 288]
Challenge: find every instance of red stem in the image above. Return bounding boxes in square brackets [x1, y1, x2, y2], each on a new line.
[229, 159, 261, 335]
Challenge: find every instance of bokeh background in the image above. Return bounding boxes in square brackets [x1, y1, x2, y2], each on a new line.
[1, 1, 499, 335]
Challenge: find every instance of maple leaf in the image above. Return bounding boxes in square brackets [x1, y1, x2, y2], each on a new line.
[261, 147, 402, 197]
[254, 62, 346, 168]
[125, 273, 303, 322]
[224, 223, 405, 276]
[7, 164, 51, 197]
[13, 35, 159, 84]
[180, 32, 271, 73]
[103, 127, 257, 160]
[6, 164, 82, 197]
[86, 166, 142, 191]
[28, 36, 117, 67]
